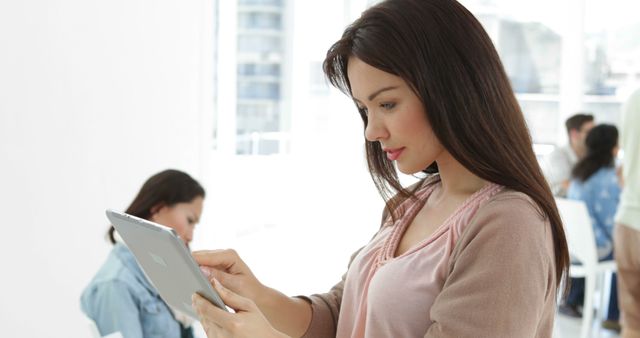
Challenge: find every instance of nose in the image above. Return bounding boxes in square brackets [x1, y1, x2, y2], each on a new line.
[364, 111, 388, 142]
[184, 229, 194, 245]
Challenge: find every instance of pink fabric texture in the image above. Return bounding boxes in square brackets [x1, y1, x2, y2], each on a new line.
[336, 180, 503, 338]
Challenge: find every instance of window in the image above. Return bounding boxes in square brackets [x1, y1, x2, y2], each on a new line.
[237, 63, 281, 77]
[462, 0, 639, 151]
[238, 0, 282, 6]
[464, 0, 564, 146]
[237, 82, 280, 100]
[309, 61, 329, 95]
[238, 12, 281, 30]
[582, 0, 640, 125]
[238, 35, 281, 53]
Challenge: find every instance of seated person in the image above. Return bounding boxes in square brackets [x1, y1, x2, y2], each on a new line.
[81, 169, 205, 338]
[542, 113, 594, 197]
[561, 125, 620, 330]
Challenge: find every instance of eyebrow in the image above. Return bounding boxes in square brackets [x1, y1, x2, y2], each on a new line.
[353, 86, 400, 104]
[367, 86, 399, 101]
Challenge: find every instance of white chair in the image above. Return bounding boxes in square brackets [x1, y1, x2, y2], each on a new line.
[81, 312, 101, 338]
[82, 312, 123, 338]
[555, 198, 617, 338]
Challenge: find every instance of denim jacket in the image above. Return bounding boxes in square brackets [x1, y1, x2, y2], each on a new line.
[81, 243, 190, 338]
[568, 167, 621, 260]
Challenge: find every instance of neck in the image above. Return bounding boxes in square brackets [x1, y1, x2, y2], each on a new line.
[571, 143, 585, 159]
[434, 152, 487, 199]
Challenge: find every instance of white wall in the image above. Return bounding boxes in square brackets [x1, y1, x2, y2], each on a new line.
[0, 1, 414, 336]
[0, 0, 213, 336]
[195, 0, 389, 300]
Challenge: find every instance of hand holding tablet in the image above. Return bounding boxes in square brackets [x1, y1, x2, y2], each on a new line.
[106, 209, 228, 318]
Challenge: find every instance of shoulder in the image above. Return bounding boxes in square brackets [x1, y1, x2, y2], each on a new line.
[477, 189, 546, 228]
[447, 189, 556, 292]
[596, 167, 617, 179]
[432, 189, 557, 337]
[543, 147, 574, 178]
[567, 179, 584, 198]
[454, 189, 553, 260]
[547, 146, 571, 162]
[587, 168, 620, 189]
[83, 248, 144, 299]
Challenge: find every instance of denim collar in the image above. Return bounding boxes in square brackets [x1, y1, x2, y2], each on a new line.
[113, 243, 160, 297]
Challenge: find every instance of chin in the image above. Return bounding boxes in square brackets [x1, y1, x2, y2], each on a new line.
[397, 165, 420, 175]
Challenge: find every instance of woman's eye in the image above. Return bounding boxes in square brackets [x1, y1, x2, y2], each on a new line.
[380, 102, 396, 110]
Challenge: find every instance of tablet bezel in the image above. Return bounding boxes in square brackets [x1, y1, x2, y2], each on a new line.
[105, 209, 228, 318]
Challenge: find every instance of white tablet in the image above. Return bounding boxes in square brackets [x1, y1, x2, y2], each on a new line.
[105, 209, 228, 318]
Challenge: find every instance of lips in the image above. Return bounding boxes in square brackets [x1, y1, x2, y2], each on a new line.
[384, 147, 404, 161]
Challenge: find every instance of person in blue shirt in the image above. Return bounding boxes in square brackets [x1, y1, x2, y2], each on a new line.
[561, 124, 621, 330]
[81, 169, 205, 338]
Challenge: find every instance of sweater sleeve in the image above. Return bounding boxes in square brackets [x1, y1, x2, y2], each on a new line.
[425, 193, 557, 338]
[297, 248, 360, 338]
[296, 281, 343, 337]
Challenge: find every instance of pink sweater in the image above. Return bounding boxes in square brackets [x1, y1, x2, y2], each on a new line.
[300, 179, 557, 338]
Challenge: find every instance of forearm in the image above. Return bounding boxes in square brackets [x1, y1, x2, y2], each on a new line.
[256, 286, 312, 338]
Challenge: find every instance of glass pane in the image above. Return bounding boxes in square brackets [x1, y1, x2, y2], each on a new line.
[238, 12, 281, 30]
[468, 4, 562, 95]
[238, 35, 281, 53]
[462, 0, 563, 145]
[236, 102, 281, 155]
[238, 0, 282, 6]
[496, 20, 561, 94]
[584, 0, 640, 96]
[583, 101, 622, 125]
[237, 82, 280, 100]
[519, 99, 560, 144]
[237, 63, 281, 76]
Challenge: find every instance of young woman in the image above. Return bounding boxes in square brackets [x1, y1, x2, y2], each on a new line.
[81, 169, 205, 338]
[191, 1, 569, 337]
[562, 124, 620, 328]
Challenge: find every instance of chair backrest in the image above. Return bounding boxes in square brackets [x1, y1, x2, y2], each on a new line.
[81, 312, 102, 338]
[555, 198, 598, 266]
[82, 312, 123, 338]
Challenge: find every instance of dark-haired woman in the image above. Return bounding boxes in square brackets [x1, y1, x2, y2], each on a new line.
[563, 124, 621, 329]
[190, 0, 569, 337]
[81, 169, 205, 338]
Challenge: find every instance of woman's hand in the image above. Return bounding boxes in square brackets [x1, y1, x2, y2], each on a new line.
[193, 249, 313, 337]
[193, 249, 266, 302]
[192, 278, 289, 338]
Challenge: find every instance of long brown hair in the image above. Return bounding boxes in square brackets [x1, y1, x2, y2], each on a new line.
[323, 0, 568, 290]
[572, 124, 618, 182]
[107, 169, 205, 244]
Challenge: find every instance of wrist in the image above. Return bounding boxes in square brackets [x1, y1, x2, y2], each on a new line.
[255, 285, 280, 309]
[271, 330, 291, 338]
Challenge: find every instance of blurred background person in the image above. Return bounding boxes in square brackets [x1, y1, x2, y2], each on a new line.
[543, 113, 595, 197]
[615, 88, 640, 338]
[81, 169, 205, 338]
[559, 124, 621, 331]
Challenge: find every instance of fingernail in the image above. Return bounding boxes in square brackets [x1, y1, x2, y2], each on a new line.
[200, 266, 211, 277]
[212, 277, 221, 288]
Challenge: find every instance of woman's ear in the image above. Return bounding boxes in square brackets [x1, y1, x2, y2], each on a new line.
[149, 203, 166, 216]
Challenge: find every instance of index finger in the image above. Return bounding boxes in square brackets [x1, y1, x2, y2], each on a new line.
[192, 249, 241, 269]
